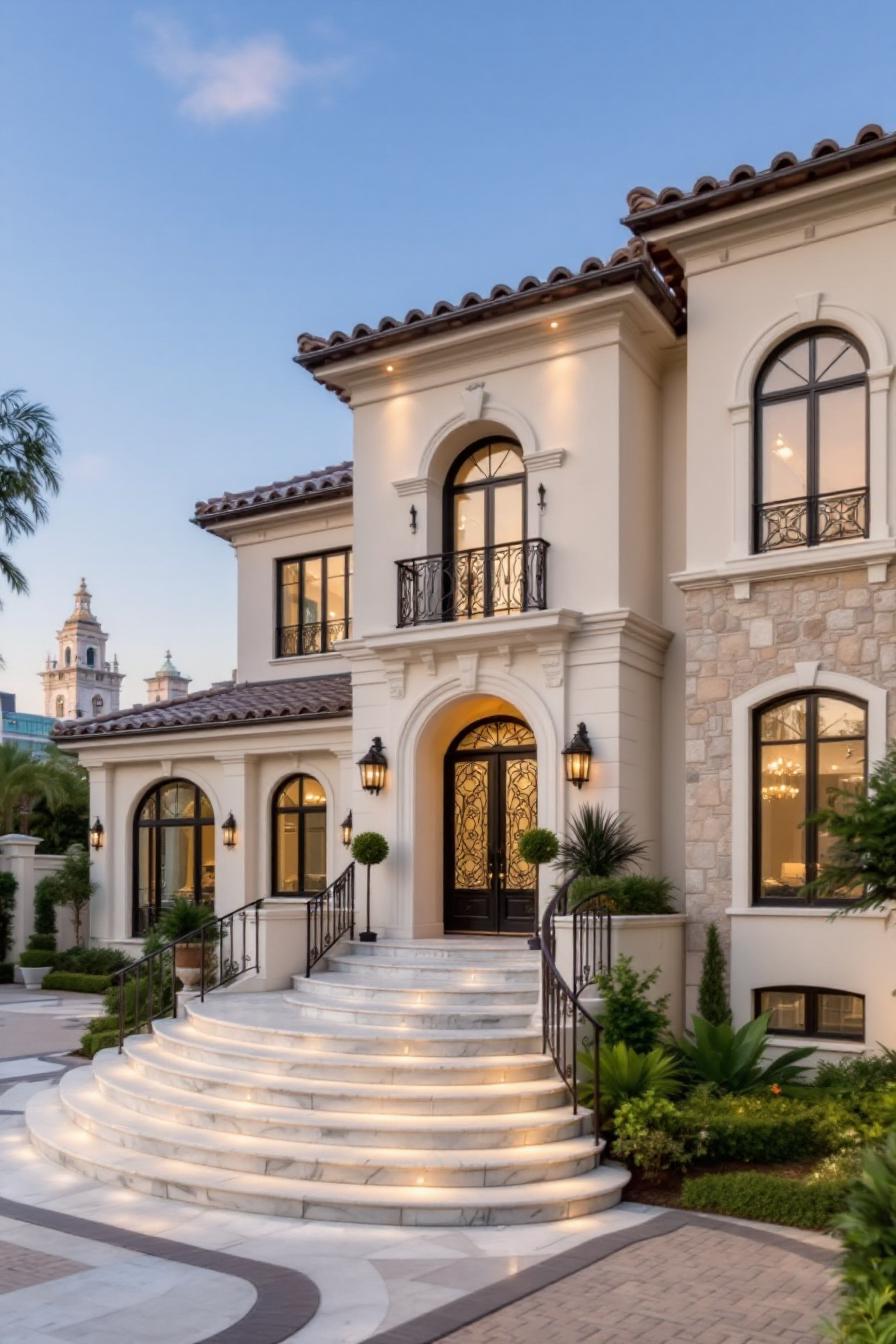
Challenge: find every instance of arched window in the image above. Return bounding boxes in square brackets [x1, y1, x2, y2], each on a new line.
[754, 986, 864, 1041]
[754, 328, 868, 552]
[445, 437, 527, 618]
[86, 647, 95, 668]
[64, 646, 72, 667]
[91, 694, 103, 717]
[133, 780, 215, 935]
[54, 695, 65, 719]
[271, 775, 326, 896]
[754, 691, 866, 906]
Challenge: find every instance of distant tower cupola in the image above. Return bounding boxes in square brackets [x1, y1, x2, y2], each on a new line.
[144, 650, 191, 704]
[38, 578, 125, 720]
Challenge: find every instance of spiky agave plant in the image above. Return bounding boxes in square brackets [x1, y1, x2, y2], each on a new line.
[557, 803, 648, 879]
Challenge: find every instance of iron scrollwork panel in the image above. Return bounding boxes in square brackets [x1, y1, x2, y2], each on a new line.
[504, 757, 537, 890]
[453, 760, 490, 889]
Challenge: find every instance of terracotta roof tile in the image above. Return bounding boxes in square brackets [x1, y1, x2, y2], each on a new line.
[624, 124, 895, 231]
[54, 674, 352, 740]
[193, 462, 353, 527]
[294, 240, 683, 374]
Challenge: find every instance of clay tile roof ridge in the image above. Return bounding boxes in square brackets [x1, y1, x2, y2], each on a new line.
[194, 460, 353, 523]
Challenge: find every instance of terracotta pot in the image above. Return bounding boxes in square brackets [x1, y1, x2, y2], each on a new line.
[174, 942, 204, 990]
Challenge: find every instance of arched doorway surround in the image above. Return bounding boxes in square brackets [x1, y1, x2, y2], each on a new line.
[444, 715, 537, 933]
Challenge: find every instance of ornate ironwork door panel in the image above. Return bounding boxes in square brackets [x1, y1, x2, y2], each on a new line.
[444, 717, 537, 934]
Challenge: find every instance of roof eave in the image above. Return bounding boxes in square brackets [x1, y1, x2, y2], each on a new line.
[52, 705, 352, 744]
[191, 485, 354, 532]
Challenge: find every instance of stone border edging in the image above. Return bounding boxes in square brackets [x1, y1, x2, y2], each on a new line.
[361, 1209, 841, 1344]
[0, 1195, 320, 1344]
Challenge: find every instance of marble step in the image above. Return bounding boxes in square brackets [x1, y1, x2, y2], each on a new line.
[71, 1064, 599, 1187]
[123, 1037, 569, 1120]
[292, 974, 540, 1008]
[151, 1018, 557, 1086]
[341, 938, 537, 964]
[322, 954, 539, 988]
[185, 996, 543, 1057]
[29, 1086, 629, 1225]
[282, 989, 536, 1031]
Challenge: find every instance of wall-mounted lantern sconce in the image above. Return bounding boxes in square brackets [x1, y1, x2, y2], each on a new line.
[341, 811, 353, 847]
[537, 483, 547, 513]
[89, 817, 105, 851]
[358, 737, 387, 795]
[562, 723, 593, 789]
[409, 505, 418, 534]
[221, 812, 238, 848]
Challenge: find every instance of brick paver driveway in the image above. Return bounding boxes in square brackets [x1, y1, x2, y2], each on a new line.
[437, 1221, 840, 1344]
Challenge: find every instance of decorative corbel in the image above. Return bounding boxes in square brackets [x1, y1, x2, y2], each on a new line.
[462, 381, 485, 421]
[456, 652, 480, 691]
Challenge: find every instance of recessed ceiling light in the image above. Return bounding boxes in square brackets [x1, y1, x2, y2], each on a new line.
[549, 320, 559, 330]
[386, 364, 394, 372]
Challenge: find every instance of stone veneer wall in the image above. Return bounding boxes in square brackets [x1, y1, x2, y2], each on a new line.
[684, 566, 896, 999]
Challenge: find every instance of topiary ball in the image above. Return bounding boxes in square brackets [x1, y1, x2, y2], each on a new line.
[518, 827, 559, 866]
[351, 832, 389, 866]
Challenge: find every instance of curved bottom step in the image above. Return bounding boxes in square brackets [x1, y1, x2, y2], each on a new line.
[27, 1087, 630, 1226]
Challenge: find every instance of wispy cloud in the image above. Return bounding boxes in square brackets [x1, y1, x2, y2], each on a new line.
[139, 15, 352, 124]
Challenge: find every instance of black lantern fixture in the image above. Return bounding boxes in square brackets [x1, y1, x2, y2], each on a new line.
[221, 812, 238, 848]
[341, 810, 353, 847]
[88, 817, 104, 851]
[358, 737, 387, 795]
[562, 723, 593, 788]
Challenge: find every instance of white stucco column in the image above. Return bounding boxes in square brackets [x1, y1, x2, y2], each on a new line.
[0, 834, 40, 960]
[87, 765, 114, 943]
[214, 752, 257, 915]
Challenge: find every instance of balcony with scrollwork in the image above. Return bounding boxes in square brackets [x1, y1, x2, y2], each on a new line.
[396, 539, 548, 628]
[276, 619, 351, 658]
[755, 487, 869, 553]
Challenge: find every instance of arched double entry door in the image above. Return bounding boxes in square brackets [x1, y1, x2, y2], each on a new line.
[444, 717, 537, 934]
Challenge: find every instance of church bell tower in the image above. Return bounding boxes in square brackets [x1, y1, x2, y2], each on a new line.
[40, 579, 125, 720]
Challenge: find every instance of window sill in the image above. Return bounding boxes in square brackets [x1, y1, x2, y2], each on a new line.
[270, 651, 348, 670]
[728, 906, 892, 920]
[671, 535, 896, 592]
[767, 1033, 866, 1054]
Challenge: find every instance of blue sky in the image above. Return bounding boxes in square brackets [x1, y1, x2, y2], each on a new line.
[2, 0, 895, 711]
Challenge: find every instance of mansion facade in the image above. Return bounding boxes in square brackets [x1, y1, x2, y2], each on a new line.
[57, 123, 896, 1060]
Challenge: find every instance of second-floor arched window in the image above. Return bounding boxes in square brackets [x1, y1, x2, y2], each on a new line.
[445, 437, 526, 618]
[754, 328, 868, 552]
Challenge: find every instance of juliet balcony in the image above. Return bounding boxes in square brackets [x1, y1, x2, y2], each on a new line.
[396, 539, 549, 628]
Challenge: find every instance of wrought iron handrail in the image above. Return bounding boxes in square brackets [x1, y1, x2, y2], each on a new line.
[306, 862, 355, 975]
[540, 878, 612, 1148]
[115, 897, 263, 1052]
[396, 538, 548, 627]
[277, 617, 351, 657]
[755, 484, 868, 552]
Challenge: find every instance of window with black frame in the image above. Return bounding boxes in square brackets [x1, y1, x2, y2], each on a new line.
[754, 329, 868, 552]
[754, 692, 866, 906]
[276, 550, 352, 657]
[272, 774, 327, 896]
[755, 986, 865, 1041]
[133, 780, 215, 935]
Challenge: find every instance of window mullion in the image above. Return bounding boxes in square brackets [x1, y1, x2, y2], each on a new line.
[806, 697, 818, 900]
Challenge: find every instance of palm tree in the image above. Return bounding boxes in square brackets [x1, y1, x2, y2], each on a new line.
[0, 389, 61, 602]
[0, 743, 80, 835]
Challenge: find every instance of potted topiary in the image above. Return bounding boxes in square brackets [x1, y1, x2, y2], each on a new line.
[19, 946, 56, 988]
[154, 898, 216, 989]
[351, 832, 389, 943]
[517, 827, 559, 950]
[18, 872, 59, 987]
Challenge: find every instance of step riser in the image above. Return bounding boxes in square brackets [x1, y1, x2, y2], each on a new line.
[65, 1087, 596, 1189]
[292, 977, 540, 1008]
[153, 1031, 556, 1086]
[148, 1040, 564, 1112]
[186, 1010, 541, 1058]
[338, 944, 536, 964]
[282, 996, 535, 1031]
[324, 959, 539, 987]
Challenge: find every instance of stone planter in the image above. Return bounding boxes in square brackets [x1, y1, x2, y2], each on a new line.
[174, 942, 204, 990]
[20, 964, 51, 989]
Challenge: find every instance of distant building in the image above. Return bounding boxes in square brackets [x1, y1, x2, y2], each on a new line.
[39, 579, 124, 720]
[0, 692, 55, 756]
[144, 651, 191, 704]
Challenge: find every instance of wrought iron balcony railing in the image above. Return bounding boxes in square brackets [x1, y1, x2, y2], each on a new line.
[276, 618, 351, 658]
[396, 538, 548, 628]
[755, 487, 868, 553]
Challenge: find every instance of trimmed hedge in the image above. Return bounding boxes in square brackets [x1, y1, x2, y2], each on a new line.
[27, 933, 57, 953]
[55, 946, 131, 975]
[18, 949, 59, 969]
[80, 1016, 120, 1058]
[679, 1092, 848, 1163]
[680, 1171, 848, 1230]
[42, 971, 114, 994]
[0, 962, 13, 984]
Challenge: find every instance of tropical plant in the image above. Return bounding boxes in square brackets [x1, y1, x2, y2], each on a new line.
[37, 844, 96, 946]
[154, 897, 216, 943]
[0, 742, 84, 836]
[31, 746, 89, 853]
[816, 1047, 896, 1094]
[0, 389, 61, 607]
[594, 955, 670, 1053]
[0, 871, 15, 961]
[557, 804, 647, 879]
[612, 1092, 707, 1180]
[577, 1040, 680, 1115]
[567, 874, 676, 915]
[833, 1132, 896, 1313]
[675, 1012, 815, 1094]
[697, 922, 730, 1026]
[805, 743, 896, 911]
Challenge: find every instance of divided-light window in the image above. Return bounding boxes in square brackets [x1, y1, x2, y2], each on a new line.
[755, 987, 865, 1041]
[277, 551, 352, 657]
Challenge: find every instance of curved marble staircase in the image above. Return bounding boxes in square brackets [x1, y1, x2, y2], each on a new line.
[26, 938, 629, 1225]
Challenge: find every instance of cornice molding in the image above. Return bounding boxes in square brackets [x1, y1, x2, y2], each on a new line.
[671, 537, 896, 593]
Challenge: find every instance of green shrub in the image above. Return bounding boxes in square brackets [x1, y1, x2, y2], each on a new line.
[154, 897, 216, 943]
[675, 1012, 815, 1094]
[517, 828, 559, 867]
[578, 1040, 680, 1115]
[0, 872, 16, 961]
[697, 922, 729, 1026]
[613, 1092, 707, 1179]
[0, 962, 13, 984]
[680, 1089, 850, 1163]
[833, 1132, 896, 1315]
[80, 968, 175, 1056]
[32, 875, 57, 939]
[79, 1020, 120, 1058]
[680, 1170, 848, 1229]
[817, 1048, 896, 1094]
[558, 804, 647, 879]
[26, 933, 57, 952]
[42, 971, 115, 993]
[568, 874, 677, 915]
[825, 1288, 896, 1343]
[594, 955, 670, 1053]
[18, 948, 59, 968]
[351, 832, 389, 866]
[55, 945, 131, 974]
